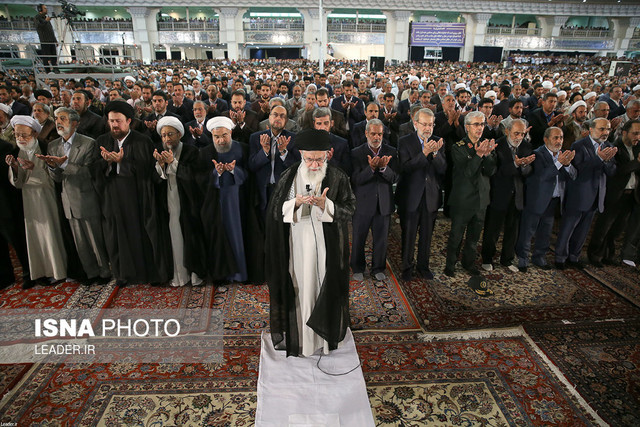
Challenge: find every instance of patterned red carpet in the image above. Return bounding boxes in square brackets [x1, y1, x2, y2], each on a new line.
[387, 217, 640, 331]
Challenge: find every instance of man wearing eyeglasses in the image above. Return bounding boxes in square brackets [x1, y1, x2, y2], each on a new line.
[248, 105, 299, 216]
[265, 129, 355, 357]
[481, 119, 534, 272]
[555, 118, 617, 270]
[444, 111, 497, 277]
[395, 108, 446, 281]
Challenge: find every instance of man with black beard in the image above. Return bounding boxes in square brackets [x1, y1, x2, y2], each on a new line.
[71, 90, 105, 139]
[96, 101, 172, 287]
[223, 90, 259, 144]
[40, 107, 111, 285]
[266, 128, 355, 357]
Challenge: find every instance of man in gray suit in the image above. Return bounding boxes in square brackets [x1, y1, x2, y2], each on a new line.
[38, 107, 111, 285]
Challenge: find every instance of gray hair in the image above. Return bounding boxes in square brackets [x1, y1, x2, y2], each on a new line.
[543, 126, 562, 139]
[504, 118, 526, 131]
[54, 107, 81, 123]
[312, 107, 332, 120]
[589, 117, 609, 129]
[415, 108, 434, 121]
[465, 111, 485, 126]
[193, 100, 207, 109]
[33, 102, 50, 115]
[366, 118, 384, 131]
[594, 101, 609, 110]
[626, 99, 640, 110]
[269, 97, 286, 108]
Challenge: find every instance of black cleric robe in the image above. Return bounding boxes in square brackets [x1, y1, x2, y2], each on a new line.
[265, 162, 356, 357]
[156, 143, 209, 280]
[95, 129, 172, 284]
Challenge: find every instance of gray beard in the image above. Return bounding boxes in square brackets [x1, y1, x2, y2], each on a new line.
[214, 143, 231, 153]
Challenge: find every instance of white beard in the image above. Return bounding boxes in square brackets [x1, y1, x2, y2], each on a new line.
[17, 137, 38, 160]
[299, 160, 327, 193]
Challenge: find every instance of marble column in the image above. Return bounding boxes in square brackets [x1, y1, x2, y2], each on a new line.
[299, 8, 330, 64]
[460, 13, 491, 62]
[127, 7, 159, 64]
[383, 10, 411, 62]
[551, 15, 568, 38]
[217, 7, 245, 60]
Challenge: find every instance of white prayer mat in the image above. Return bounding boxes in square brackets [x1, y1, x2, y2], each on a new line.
[255, 328, 375, 427]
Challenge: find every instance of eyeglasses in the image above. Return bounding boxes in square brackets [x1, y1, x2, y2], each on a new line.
[415, 121, 434, 128]
[161, 132, 178, 139]
[303, 156, 326, 165]
[468, 122, 486, 127]
[14, 132, 32, 139]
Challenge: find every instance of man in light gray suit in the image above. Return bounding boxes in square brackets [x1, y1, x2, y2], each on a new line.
[38, 107, 111, 285]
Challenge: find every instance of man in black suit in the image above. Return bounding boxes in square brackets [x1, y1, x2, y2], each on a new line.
[491, 85, 511, 120]
[142, 90, 181, 149]
[183, 101, 212, 148]
[71, 90, 105, 140]
[524, 83, 544, 116]
[398, 105, 422, 138]
[350, 102, 390, 148]
[351, 118, 398, 281]
[0, 86, 29, 116]
[604, 85, 626, 120]
[312, 108, 351, 175]
[167, 83, 194, 124]
[587, 119, 640, 265]
[222, 90, 259, 145]
[477, 98, 502, 141]
[397, 89, 419, 125]
[204, 84, 229, 118]
[528, 92, 565, 148]
[395, 108, 446, 280]
[331, 80, 365, 132]
[379, 92, 400, 147]
[248, 105, 299, 215]
[250, 83, 272, 123]
[481, 119, 535, 272]
[299, 88, 348, 140]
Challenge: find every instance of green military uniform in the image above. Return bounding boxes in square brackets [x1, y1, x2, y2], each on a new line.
[445, 136, 497, 272]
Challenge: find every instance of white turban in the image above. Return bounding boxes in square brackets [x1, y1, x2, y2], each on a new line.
[408, 76, 419, 84]
[542, 81, 553, 89]
[571, 83, 582, 89]
[156, 116, 184, 137]
[556, 91, 567, 98]
[206, 116, 235, 132]
[124, 76, 135, 83]
[584, 92, 597, 100]
[10, 115, 42, 134]
[568, 101, 587, 115]
[485, 90, 497, 99]
[0, 103, 12, 117]
[633, 85, 640, 92]
[454, 83, 466, 90]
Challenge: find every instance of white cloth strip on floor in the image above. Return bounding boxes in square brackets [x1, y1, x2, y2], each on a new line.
[256, 328, 375, 427]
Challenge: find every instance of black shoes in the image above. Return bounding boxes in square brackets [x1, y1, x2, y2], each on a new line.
[462, 264, 480, 275]
[518, 266, 528, 273]
[566, 260, 585, 269]
[533, 263, 552, 271]
[444, 267, 456, 277]
[554, 262, 566, 270]
[417, 269, 434, 280]
[589, 259, 604, 268]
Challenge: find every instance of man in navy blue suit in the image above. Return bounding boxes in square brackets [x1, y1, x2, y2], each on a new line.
[515, 127, 576, 272]
[248, 105, 299, 216]
[555, 118, 617, 269]
[395, 108, 446, 280]
[331, 80, 364, 133]
[350, 102, 390, 149]
[350, 119, 398, 281]
[312, 108, 351, 175]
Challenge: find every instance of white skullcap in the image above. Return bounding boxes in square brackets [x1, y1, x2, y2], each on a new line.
[571, 83, 581, 89]
[189, 69, 196, 74]
[376, 71, 384, 77]
[156, 116, 184, 137]
[568, 101, 587, 115]
[10, 115, 42, 134]
[283, 68, 290, 74]
[556, 91, 567, 98]
[454, 83, 466, 90]
[166, 69, 173, 75]
[553, 73, 560, 79]
[206, 116, 235, 132]
[542, 81, 553, 89]
[124, 76, 135, 83]
[420, 77, 428, 82]
[584, 92, 597, 100]
[485, 90, 497, 98]
[633, 85, 640, 92]
[408, 76, 419, 84]
[0, 103, 13, 117]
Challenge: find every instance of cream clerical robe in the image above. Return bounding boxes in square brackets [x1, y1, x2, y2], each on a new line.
[281, 166, 337, 357]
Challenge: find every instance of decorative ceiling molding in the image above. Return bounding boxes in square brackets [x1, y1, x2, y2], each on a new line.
[16, 0, 638, 17]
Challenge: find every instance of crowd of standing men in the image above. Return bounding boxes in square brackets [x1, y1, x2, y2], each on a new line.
[0, 58, 639, 290]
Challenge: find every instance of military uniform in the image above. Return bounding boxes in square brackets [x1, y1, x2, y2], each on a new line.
[445, 136, 497, 273]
